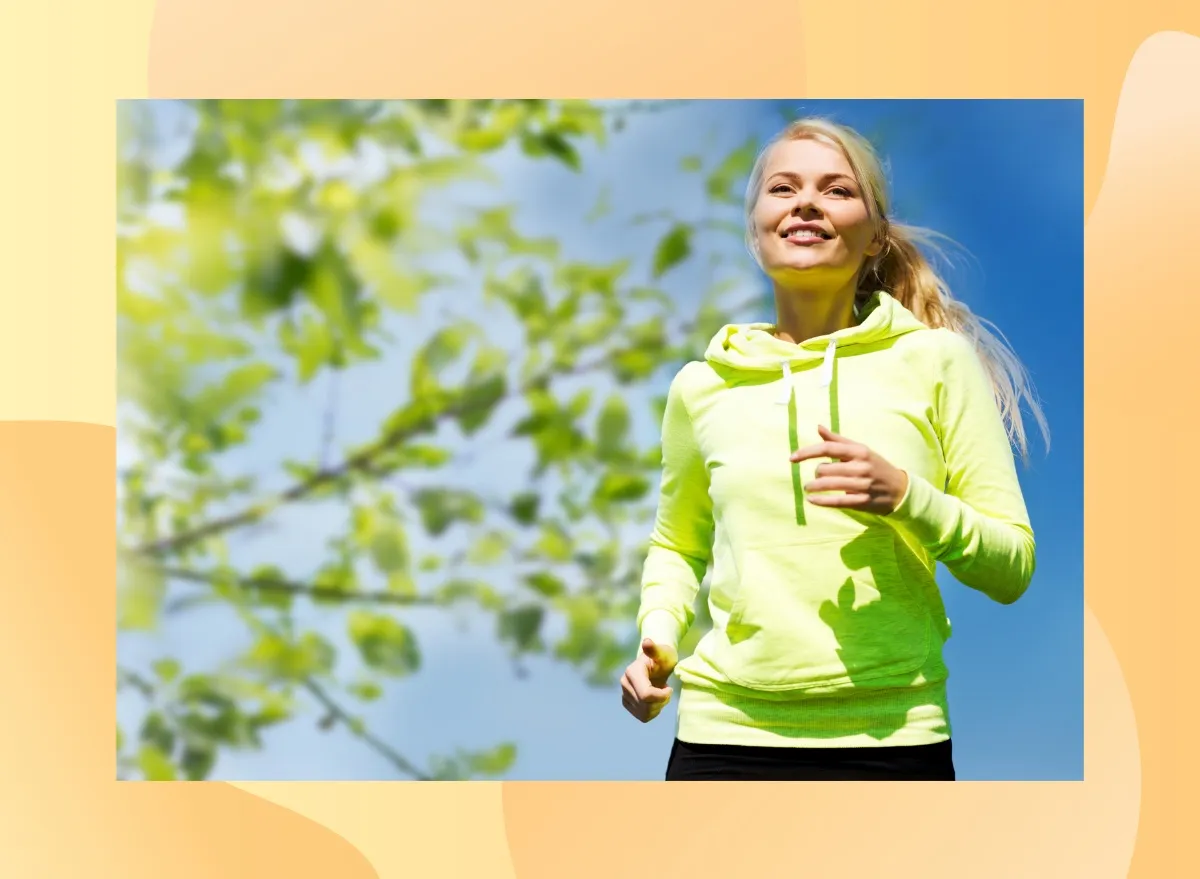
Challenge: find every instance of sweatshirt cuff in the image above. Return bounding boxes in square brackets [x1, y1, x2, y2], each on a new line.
[639, 609, 684, 651]
[886, 471, 949, 552]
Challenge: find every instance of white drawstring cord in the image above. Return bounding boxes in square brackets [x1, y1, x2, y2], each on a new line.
[777, 339, 836, 403]
[776, 359, 793, 405]
[821, 339, 837, 387]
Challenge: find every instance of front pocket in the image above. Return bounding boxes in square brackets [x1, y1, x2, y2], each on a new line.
[718, 530, 932, 691]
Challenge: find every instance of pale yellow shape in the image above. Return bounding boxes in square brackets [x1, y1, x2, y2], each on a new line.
[0, 0, 155, 425]
[232, 781, 516, 879]
[1079, 30, 1200, 879]
[1079, 606, 1142, 875]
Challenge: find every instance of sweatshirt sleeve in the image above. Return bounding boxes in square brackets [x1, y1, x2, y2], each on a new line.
[636, 364, 714, 649]
[886, 331, 1037, 605]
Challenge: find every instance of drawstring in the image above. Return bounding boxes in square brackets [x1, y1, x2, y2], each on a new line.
[821, 338, 836, 387]
[776, 360, 793, 405]
[776, 339, 837, 403]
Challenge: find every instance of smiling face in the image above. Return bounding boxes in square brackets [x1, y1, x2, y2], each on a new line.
[750, 136, 883, 291]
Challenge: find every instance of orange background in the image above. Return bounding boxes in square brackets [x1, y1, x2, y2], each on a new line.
[1, 1, 1197, 875]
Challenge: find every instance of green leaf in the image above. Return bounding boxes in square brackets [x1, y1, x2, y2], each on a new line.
[554, 595, 604, 665]
[118, 559, 166, 631]
[349, 240, 438, 313]
[244, 631, 336, 680]
[202, 363, 277, 417]
[509, 492, 540, 526]
[498, 604, 545, 653]
[244, 242, 309, 316]
[521, 130, 581, 170]
[152, 658, 181, 684]
[348, 681, 384, 702]
[525, 571, 567, 598]
[312, 563, 358, 600]
[246, 564, 294, 610]
[533, 522, 572, 562]
[454, 102, 525, 152]
[593, 471, 652, 506]
[413, 489, 485, 537]
[387, 571, 418, 597]
[466, 742, 518, 776]
[707, 137, 759, 203]
[139, 711, 176, 755]
[424, 325, 475, 373]
[484, 265, 548, 322]
[567, 388, 593, 418]
[369, 527, 410, 575]
[348, 611, 422, 676]
[679, 154, 704, 172]
[596, 395, 630, 461]
[279, 312, 336, 384]
[436, 578, 505, 611]
[181, 745, 217, 781]
[652, 223, 692, 278]
[137, 744, 177, 781]
[611, 347, 659, 384]
[458, 371, 507, 436]
[252, 691, 295, 728]
[308, 241, 363, 337]
[394, 444, 453, 469]
[555, 101, 607, 141]
[412, 325, 478, 401]
[468, 531, 510, 565]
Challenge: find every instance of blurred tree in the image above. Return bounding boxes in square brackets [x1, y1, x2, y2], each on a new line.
[116, 99, 761, 780]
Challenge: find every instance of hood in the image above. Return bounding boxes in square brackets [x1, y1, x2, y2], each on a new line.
[701, 290, 931, 527]
[704, 290, 928, 374]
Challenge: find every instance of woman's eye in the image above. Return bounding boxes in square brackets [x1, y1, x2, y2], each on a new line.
[829, 187, 852, 197]
[770, 184, 792, 194]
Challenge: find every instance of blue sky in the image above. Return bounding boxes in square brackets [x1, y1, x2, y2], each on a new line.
[118, 99, 1083, 781]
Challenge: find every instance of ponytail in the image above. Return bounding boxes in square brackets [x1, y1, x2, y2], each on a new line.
[859, 221, 1050, 461]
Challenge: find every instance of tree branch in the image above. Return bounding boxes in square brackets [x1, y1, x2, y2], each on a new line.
[302, 677, 431, 781]
[160, 566, 443, 608]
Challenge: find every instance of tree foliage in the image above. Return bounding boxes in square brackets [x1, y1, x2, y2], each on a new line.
[116, 99, 762, 779]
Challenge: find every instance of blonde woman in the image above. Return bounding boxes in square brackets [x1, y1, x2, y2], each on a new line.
[620, 118, 1048, 781]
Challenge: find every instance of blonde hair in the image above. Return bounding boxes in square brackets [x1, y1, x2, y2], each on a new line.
[744, 117, 1050, 461]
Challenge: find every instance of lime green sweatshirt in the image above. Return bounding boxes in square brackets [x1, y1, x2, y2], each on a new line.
[637, 291, 1035, 748]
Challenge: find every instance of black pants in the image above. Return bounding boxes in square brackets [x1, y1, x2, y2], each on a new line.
[665, 737, 955, 781]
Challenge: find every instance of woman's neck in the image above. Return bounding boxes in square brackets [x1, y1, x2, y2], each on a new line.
[772, 283, 859, 344]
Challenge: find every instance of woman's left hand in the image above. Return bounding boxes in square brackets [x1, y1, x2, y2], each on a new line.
[790, 425, 909, 515]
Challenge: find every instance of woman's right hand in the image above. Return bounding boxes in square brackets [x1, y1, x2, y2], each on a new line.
[621, 638, 678, 723]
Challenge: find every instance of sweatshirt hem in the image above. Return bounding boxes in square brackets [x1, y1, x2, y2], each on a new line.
[674, 678, 951, 749]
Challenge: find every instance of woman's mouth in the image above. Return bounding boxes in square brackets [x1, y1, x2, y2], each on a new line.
[782, 228, 831, 245]
[780, 224, 832, 245]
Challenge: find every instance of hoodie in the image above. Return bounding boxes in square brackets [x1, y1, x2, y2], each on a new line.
[637, 291, 1035, 748]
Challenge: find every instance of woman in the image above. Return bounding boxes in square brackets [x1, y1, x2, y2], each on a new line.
[620, 117, 1049, 782]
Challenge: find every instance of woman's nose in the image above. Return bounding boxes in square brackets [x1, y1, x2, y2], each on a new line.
[791, 196, 822, 217]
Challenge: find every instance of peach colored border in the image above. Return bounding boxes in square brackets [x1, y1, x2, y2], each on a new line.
[2, 1, 1197, 875]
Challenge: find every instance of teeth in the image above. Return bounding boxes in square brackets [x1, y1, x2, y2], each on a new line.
[787, 229, 825, 239]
